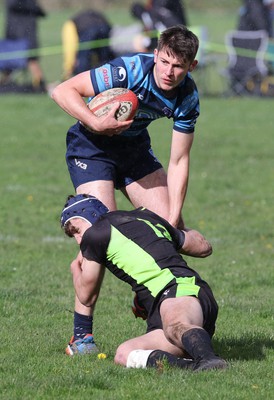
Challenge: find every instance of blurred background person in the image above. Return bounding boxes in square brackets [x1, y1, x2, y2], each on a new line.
[131, 0, 188, 48]
[62, 9, 153, 81]
[131, 0, 188, 31]
[238, 0, 274, 37]
[263, 0, 274, 37]
[3, 0, 47, 91]
[62, 10, 113, 81]
[146, 0, 188, 26]
[237, 0, 274, 75]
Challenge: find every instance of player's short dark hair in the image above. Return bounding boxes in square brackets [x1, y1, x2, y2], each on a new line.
[157, 25, 199, 63]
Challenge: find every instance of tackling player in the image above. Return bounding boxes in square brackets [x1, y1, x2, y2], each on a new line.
[60, 194, 227, 372]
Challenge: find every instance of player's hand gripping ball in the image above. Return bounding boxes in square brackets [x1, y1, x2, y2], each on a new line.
[87, 88, 139, 121]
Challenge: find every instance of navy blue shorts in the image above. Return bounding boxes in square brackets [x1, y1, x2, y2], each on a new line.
[66, 122, 163, 190]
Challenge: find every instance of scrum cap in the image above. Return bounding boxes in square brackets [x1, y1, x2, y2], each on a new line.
[60, 194, 109, 227]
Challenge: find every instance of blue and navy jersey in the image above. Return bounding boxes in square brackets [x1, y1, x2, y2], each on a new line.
[90, 53, 200, 137]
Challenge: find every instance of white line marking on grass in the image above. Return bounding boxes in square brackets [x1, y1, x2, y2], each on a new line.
[0, 234, 18, 242]
[42, 236, 68, 243]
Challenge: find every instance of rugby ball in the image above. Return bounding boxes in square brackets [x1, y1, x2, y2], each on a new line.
[87, 88, 138, 121]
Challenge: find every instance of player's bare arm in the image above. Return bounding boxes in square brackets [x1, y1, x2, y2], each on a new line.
[71, 256, 105, 307]
[167, 130, 194, 228]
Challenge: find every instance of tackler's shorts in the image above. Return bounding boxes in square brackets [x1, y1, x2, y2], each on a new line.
[66, 122, 163, 190]
[146, 277, 219, 338]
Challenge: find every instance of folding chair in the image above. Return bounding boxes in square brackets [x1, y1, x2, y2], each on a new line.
[0, 38, 29, 71]
[0, 38, 35, 93]
[224, 30, 269, 95]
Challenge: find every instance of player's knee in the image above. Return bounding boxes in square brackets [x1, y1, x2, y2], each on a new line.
[114, 344, 128, 366]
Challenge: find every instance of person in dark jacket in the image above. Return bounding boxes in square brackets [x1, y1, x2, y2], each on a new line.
[131, 0, 188, 48]
[62, 10, 114, 81]
[62, 9, 153, 81]
[4, 0, 46, 89]
[131, 0, 188, 31]
[146, 0, 188, 26]
[238, 0, 273, 37]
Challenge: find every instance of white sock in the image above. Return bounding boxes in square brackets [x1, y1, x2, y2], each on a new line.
[126, 349, 154, 368]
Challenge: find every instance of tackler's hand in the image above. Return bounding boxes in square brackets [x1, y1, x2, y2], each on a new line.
[131, 294, 148, 320]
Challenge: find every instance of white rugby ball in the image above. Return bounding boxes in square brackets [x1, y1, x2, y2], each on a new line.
[87, 88, 139, 121]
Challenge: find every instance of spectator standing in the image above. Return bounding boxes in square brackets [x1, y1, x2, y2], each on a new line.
[238, 0, 273, 37]
[146, 0, 188, 26]
[62, 10, 153, 81]
[131, 0, 188, 31]
[4, 0, 46, 90]
[62, 10, 114, 81]
[131, 0, 188, 48]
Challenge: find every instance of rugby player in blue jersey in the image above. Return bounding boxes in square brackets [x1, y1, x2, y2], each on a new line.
[52, 25, 205, 354]
[60, 194, 227, 371]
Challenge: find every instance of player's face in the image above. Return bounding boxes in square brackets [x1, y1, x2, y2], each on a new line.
[70, 218, 91, 244]
[153, 48, 197, 95]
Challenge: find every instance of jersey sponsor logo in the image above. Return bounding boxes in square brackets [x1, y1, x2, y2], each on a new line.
[117, 67, 126, 81]
[99, 67, 111, 89]
[113, 66, 127, 82]
[163, 289, 170, 296]
[74, 158, 87, 170]
[137, 93, 144, 101]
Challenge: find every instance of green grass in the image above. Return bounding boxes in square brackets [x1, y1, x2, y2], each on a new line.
[1, 94, 274, 400]
[1, 2, 274, 399]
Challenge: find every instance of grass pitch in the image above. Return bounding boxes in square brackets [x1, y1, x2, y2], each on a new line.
[1, 93, 274, 400]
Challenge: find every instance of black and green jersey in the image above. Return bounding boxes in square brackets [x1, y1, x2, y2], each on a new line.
[80, 207, 202, 302]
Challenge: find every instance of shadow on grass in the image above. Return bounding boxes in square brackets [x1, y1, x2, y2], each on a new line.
[213, 333, 274, 361]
